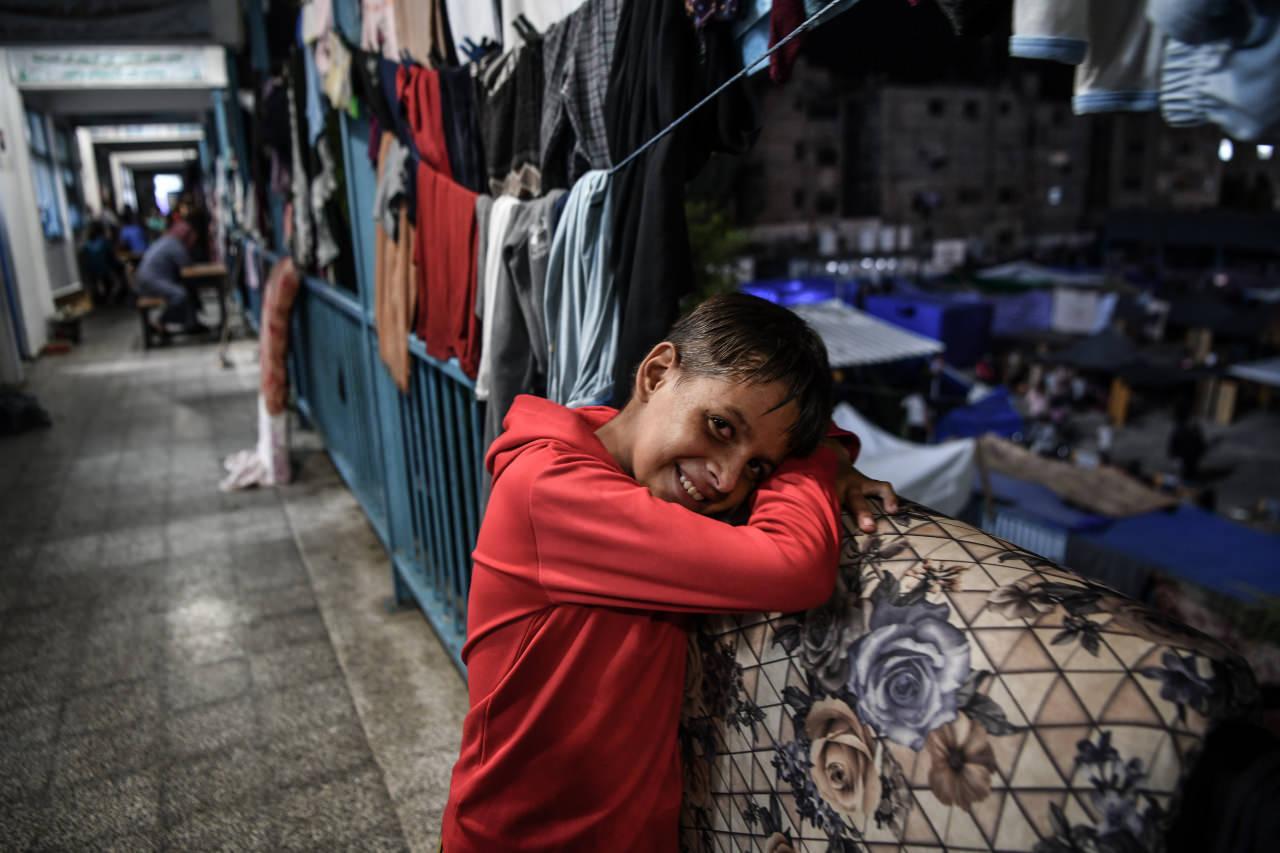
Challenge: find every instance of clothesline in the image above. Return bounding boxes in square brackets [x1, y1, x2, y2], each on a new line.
[608, 0, 847, 175]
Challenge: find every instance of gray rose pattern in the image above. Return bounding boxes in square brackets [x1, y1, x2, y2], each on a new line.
[847, 580, 971, 750]
[680, 502, 1255, 853]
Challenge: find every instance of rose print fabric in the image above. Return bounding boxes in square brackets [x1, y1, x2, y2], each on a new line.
[680, 500, 1258, 852]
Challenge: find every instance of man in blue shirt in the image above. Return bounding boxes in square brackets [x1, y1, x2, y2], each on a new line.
[134, 221, 207, 334]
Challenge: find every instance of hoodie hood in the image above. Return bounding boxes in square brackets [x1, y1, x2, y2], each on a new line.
[487, 395, 620, 481]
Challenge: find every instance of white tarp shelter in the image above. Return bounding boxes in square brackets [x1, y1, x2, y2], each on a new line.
[832, 402, 976, 516]
[791, 300, 943, 368]
[976, 261, 1105, 289]
[1229, 356, 1280, 389]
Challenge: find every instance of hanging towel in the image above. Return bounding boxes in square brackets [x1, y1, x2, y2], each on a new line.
[414, 165, 480, 376]
[544, 171, 618, 408]
[475, 196, 520, 400]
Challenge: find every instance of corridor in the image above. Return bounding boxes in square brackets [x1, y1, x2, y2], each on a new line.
[0, 312, 467, 851]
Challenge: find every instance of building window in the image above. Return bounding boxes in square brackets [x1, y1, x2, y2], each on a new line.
[963, 100, 981, 121]
[25, 109, 65, 241]
[997, 187, 1019, 205]
[1047, 186, 1063, 206]
[927, 98, 945, 118]
[794, 141, 807, 161]
[816, 147, 838, 167]
[957, 187, 983, 205]
[998, 99, 1012, 117]
[816, 193, 838, 215]
[1122, 175, 1143, 192]
[793, 189, 807, 210]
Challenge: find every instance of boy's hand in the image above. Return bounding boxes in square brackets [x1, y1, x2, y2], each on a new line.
[821, 439, 899, 533]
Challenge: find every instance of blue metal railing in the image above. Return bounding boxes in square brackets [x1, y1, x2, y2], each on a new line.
[241, 233, 482, 672]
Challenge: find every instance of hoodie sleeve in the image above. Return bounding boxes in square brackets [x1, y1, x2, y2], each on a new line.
[521, 445, 842, 614]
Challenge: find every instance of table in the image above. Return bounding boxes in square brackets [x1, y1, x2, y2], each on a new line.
[180, 262, 229, 337]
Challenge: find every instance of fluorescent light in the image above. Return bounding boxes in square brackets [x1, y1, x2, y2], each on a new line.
[1218, 138, 1234, 162]
[1258, 144, 1275, 161]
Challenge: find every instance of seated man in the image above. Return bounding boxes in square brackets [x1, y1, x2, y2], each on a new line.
[117, 206, 148, 255]
[80, 221, 125, 305]
[134, 221, 207, 335]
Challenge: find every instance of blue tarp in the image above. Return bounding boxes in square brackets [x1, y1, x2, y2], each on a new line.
[1073, 506, 1280, 600]
[740, 278, 859, 307]
[864, 293, 993, 366]
[989, 290, 1054, 338]
[984, 472, 1111, 532]
[935, 388, 1024, 442]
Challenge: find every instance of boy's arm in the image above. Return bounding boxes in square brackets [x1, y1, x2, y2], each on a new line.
[521, 446, 843, 615]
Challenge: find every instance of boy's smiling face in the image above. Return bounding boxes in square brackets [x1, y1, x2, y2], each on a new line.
[597, 343, 799, 516]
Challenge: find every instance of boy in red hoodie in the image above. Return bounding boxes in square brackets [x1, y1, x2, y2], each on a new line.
[442, 294, 897, 851]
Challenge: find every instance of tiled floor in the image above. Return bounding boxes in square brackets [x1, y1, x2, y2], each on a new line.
[0, 312, 412, 851]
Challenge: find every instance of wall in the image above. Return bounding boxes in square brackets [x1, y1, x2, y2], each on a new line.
[0, 49, 54, 357]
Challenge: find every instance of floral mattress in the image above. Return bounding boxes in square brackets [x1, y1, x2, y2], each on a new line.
[679, 500, 1258, 853]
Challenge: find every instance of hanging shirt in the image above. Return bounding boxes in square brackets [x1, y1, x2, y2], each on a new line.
[395, 0, 454, 65]
[1010, 0, 1161, 114]
[478, 43, 545, 197]
[438, 65, 488, 193]
[441, 395, 842, 852]
[544, 170, 617, 408]
[539, 0, 621, 190]
[604, 1, 757, 405]
[482, 190, 566, 451]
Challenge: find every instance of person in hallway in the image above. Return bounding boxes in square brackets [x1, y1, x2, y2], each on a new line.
[134, 221, 207, 334]
[117, 206, 149, 255]
[902, 387, 929, 443]
[442, 294, 898, 851]
[80, 221, 126, 305]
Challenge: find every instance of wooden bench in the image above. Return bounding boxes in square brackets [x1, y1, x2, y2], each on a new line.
[136, 296, 167, 349]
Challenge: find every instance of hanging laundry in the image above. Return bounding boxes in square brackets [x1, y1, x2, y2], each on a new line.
[482, 189, 566, 449]
[311, 115, 344, 271]
[500, 0, 586, 49]
[604, 1, 757, 406]
[415, 166, 480, 375]
[317, 31, 354, 112]
[685, 1, 740, 29]
[301, 33, 327, 145]
[401, 64, 482, 375]
[1010, 1, 1162, 115]
[475, 196, 520, 401]
[444, 0, 500, 50]
[287, 59, 316, 269]
[396, 0, 456, 66]
[373, 135, 411, 237]
[361, 0, 401, 59]
[768, 0, 807, 82]
[478, 45, 544, 197]
[301, 0, 334, 44]
[438, 65, 488, 192]
[399, 64, 454, 177]
[545, 171, 618, 408]
[539, 0, 621, 191]
[374, 133, 419, 392]
[334, 0, 362, 43]
[1149, 0, 1280, 140]
[352, 49, 397, 136]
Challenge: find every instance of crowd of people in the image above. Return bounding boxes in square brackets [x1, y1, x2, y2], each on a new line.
[76, 193, 213, 337]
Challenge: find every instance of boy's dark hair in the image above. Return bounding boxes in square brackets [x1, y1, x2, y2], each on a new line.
[666, 292, 833, 456]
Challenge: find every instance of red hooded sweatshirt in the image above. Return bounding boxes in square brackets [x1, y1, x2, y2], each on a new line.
[441, 395, 847, 851]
